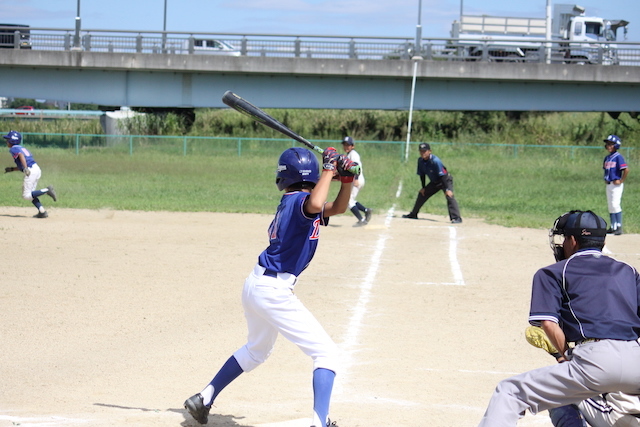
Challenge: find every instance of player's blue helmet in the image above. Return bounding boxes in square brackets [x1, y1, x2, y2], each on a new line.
[2, 130, 22, 145]
[604, 134, 621, 150]
[549, 210, 607, 261]
[275, 147, 320, 191]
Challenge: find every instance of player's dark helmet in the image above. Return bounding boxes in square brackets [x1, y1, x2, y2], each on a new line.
[604, 134, 622, 150]
[275, 147, 320, 191]
[2, 130, 22, 145]
[549, 210, 607, 261]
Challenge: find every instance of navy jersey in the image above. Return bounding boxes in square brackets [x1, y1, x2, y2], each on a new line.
[529, 249, 640, 342]
[9, 144, 36, 170]
[603, 151, 627, 182]
[417, 154, 447, 182]
[258, 191, 328, 277]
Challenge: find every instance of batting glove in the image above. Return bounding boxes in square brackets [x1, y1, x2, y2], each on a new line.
[23, 167, 30, 177]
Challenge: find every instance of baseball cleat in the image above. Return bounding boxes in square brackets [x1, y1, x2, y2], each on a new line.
[184, 393, 210, 424]
[364, 208, 373, 223]
[46, 186, 57, 202]
[402, 213, 418, 219]
[451, 218, 462, 224]
[614, 227, 623, 235]
[34, 211, 48, 218]
[353, 220, 366, 227]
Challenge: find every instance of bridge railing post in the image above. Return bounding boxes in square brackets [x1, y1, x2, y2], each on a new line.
[136, 34, 143, 53]
[294, 38, 301, 58]
[349, 39, 357, 59]
[481, 42, 489, 62]
[241, 37, 247, 56]
[188, 36, 195, 54]
[82, 34, 91, 51]
[64, 33, 71, 51]
[597, 45, 603, 64]
[13, 30, 20, 49]
[425, 42, 433, 60]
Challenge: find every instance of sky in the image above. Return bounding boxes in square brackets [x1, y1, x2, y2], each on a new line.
[2, 0, 639, 42]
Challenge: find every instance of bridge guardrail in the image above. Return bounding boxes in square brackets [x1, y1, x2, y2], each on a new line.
[3, 26, 640, 66]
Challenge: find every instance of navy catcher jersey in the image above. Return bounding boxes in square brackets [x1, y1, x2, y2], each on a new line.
[417, 154, 447, 182]
[9, 144, 36, 169]
[258, 191, 328, 277]
[603, 151, 628, 182]
[529, 249, 640, 342]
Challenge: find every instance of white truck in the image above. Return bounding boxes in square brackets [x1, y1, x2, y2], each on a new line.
[448, 4, 629, 64]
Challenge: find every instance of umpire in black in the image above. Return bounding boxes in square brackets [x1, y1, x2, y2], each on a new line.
[403, 143, 462, 223]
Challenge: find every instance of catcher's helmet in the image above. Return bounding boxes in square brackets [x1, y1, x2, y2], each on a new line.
[549, 210, 607, 261]
[2, 130, 22, 145]
[275, 147, 320, 191]
[604, 134, 622, 150]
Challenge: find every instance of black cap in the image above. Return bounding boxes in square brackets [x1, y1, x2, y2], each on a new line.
[342, 136, 354, 145]
[560, 210, 607, 239]
[419, 143, 430, 151]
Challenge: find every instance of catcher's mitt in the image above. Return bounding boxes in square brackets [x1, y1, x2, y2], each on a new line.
[525, 326, 562, 360]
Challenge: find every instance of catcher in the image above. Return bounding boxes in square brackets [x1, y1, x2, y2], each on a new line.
[526, 326, 640, 427]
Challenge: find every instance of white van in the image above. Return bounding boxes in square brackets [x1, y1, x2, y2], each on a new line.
[182, 38, 240, 56]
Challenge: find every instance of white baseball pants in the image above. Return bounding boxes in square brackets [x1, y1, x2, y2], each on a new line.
[233, 264, 340, 374]
[21, 163, 42, 201]
[606, 182, 624, 213]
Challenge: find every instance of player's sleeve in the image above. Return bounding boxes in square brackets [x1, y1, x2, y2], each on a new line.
[529, 266, 564, 326]
[619, 155, 628, 170]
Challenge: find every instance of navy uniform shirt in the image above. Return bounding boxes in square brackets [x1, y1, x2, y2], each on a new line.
[258, 191, 328, 277]
[417, 154, 448, 183]
[529, 249, 640, 342]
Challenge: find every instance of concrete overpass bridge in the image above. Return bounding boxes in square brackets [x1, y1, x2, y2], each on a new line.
[0, 49, 638, 114]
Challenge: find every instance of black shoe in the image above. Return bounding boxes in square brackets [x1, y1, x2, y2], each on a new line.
[614, 227, 623, 235]
[184, 393, 210, 425]
[364, 208, 373, 223]
[353, 220, 366, 227]
[402, 213, 418, 219]
[607, 227, 615, 234]
[34, 211, 48, 218]
[451, 218, 462, 224]
[47, 186, 57, 202]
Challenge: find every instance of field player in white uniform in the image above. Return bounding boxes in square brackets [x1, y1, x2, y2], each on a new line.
[184, 147, 356, 427]
[478, 210, 640, 427]
[341, 136, 372, 227]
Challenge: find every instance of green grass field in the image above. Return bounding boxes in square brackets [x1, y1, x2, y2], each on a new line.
[0, 139, 633, 233]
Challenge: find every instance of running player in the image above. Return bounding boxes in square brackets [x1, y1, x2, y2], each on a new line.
[184, 147, 355, 427]
[341, 136, 372, 227]
[603, 135, 628, 235]
[3, 130, 57, 218]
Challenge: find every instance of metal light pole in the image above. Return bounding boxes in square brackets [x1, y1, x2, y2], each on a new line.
[162, 0, 168, 53]
[405, 0, 424, 163]
[545, 0, 552, 63]
[73, 0, 81, 50]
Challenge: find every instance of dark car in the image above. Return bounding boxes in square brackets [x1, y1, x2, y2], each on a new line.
[0, 24, 31, 49]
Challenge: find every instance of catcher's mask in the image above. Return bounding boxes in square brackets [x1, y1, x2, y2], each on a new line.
[549, 210, 607, 262]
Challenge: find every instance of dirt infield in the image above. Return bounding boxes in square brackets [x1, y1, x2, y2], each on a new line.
[1, 206, 639, 427]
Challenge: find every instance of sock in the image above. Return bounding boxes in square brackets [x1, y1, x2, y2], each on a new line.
[350, 206, 363, 221]
[200, 356, 243, 406]
[312, 368, 335, 427]
[31, 198, 44, 212]
[355, 202, 367, 212]
[616, 211, 622, 229]
[610, 213, 616, 229]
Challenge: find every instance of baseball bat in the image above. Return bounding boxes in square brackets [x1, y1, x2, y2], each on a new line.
[221, 91, 360, 174]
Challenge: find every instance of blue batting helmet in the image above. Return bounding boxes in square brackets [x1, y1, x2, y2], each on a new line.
[2, 130, 22, 145]
[604, 134, 621, 150]
[275, 147, 320, 191]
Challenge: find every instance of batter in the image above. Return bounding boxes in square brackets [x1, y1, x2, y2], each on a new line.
[184, 147, 355, 427]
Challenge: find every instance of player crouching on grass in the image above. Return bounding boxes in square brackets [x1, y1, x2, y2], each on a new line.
[184, 147, 356, 427]
[3, 130, 57, 218]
